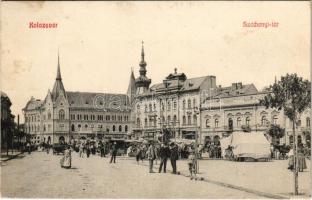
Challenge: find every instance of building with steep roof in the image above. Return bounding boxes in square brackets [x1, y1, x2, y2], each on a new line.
[23, 54, 132, 144]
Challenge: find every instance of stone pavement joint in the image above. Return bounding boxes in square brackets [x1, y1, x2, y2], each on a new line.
[138, 160, 288, 199]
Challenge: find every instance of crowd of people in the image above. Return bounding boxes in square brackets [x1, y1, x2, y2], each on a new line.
[24, 137, 310, 176]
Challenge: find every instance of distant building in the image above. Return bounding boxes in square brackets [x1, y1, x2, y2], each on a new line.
[1, 91, 15, 152]
[23, 54, 131, 144]
[201, 84, 311, 146]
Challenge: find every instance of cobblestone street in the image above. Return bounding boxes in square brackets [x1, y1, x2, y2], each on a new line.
[0, 152, 271, 199]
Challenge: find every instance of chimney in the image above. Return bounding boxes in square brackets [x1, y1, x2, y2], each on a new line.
[231, 83, 237, 90]
[237, 82, 243, 89]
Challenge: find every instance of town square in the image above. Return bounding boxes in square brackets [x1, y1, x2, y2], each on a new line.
[1, 1, 311, 199]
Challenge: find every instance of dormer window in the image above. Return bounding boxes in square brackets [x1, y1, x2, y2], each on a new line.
[85, 101, 89, 104]
[189, 82, 194, 87]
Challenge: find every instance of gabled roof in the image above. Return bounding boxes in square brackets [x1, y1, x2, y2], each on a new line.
[211, 84, 258, 99]
[66, 91, 131, 111]
[146, 76, 208, 96]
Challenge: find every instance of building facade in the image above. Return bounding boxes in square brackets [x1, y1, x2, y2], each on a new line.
[201, 83, 311, 146]
[23, 55, 132, 145]
[130, 44, 217, 141]
[23, 45, 311, 147]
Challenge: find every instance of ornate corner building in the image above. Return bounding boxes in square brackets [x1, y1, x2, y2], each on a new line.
[23, 54, 132, 144]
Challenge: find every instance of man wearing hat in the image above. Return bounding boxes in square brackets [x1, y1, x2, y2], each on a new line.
[170, 143, 179, 174]
[110, 142, 118, 163]
[158, 143, 171, 173]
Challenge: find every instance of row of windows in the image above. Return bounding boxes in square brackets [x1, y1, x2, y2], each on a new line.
[136, 114, 198, 127]
[204, 116, 311, 129]
[71, 124, 128, 132]
[137, 98, 197, 113]
[70, 113, 129, 122]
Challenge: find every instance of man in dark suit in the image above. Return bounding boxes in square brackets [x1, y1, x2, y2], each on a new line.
[159, 143, 171, 173]
[110, 142, 117, 163]
[170, 143, 179, 174]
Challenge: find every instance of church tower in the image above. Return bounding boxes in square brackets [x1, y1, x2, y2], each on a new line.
[51, 52, 66, 102]
[135, 41, 151, 95]
[127, 69, 136, 105]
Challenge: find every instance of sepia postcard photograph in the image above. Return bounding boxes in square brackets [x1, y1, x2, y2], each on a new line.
[0, 1, 311, 199]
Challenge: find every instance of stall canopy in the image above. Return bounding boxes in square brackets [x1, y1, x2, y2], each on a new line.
[221, 131, 271, 159]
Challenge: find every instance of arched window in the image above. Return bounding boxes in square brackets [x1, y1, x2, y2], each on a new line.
[167, 101, 171, 111]
[182, 100, 186, 109]
[149, 104, 152, 112]
[43, 125, 46, 132]
[173, 101, 177, 109]
[173, 115, 177, 125]
[215, 118, 219, 128]
[187, 115, 192, 125]
[113, 125, 116, 132]
[125, 125, 128, 132]
[71, 124, 75, 132]
[59, 109, 65, 120]
[137, 105, 140, 111]
[272, 115, 278, 125]
[144, 118, 148, 127]
[187, 99, 191, 109]
[183, 116, 186, 125]
[206, 119, 210, 128]
[145, 105, 148, 112]
[193, 114, 197, 125]
[261, 116, 267, 126]
[237, 117, 241, 127]
[306, 117, 310, 127]
[228, 118, 233, 130]
[85, 124, 88, 128]
[48, 112, 51, 120]
[246, 117, 250, 126]
[167, 115, 171, 124]
[289, 135, 294, 145]
[119, 125, 122, 132]
[153, 103, 156, 111]
[193, 99, 196, 108]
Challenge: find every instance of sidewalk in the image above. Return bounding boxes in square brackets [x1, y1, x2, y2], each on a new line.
[145, 158, 310, 199]
[1, 150, 24, 162]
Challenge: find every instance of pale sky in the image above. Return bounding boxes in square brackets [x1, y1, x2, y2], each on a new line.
[1, 1, 310, 122]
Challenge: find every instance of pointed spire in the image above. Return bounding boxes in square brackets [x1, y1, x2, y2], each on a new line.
[127, 68, 136, 105]
[139, 41, 147, 75]
[56, 50, 62, 80]
[141, 41, 145, 61]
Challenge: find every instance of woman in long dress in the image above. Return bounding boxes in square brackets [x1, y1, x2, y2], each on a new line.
[61, 146, 72, 169]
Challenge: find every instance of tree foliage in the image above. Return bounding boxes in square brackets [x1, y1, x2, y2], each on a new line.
[267, 124, 285, 140]
[260, 73, 310, 120]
